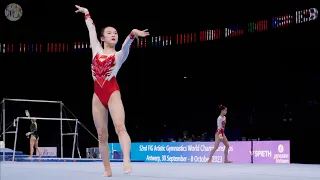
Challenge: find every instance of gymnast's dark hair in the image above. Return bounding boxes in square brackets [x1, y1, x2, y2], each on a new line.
[100, 27, 107, 38]
[218, 104, 227, 111]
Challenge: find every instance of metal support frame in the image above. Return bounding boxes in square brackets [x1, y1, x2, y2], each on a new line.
[1, 99, 5, 162]
[1, 98, 79, 161]
[72, 120, 78, 158]
[60, 102, 63, 158]
[12, 117, 78, 161]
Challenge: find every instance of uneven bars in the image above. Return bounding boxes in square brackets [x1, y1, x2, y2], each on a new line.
[17, 117, 77, 121]
[4, 98, 61, 104]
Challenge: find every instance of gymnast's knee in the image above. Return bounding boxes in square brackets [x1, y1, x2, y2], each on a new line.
[115, 124, 127, 135]
[225, 144, 229, 149]
[97, 129, 108, 143]
[212, 146, 218, 151]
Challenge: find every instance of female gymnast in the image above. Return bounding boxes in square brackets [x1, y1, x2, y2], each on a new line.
[26, 118, 41, 159]
[207, 104, 233, 163]
[75, 5, 149, 177]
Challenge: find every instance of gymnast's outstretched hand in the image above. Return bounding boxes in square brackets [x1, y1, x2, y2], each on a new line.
[132, 29, 150, 37]
[75, 5, 88, 14]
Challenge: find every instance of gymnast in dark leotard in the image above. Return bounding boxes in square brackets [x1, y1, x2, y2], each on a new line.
[28, 118, 41, 159]
[75, 5, 149, 177]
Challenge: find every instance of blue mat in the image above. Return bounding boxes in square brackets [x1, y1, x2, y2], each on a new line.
[0, 148, 57, 161]
[0, 151, 23, 156]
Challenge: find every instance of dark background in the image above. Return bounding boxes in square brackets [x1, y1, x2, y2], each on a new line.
[1, 0, 320, 164]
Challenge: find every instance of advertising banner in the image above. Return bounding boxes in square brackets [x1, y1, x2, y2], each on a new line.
[109, 141, 252, 163]
[36, 147, 57, 157]
[252, 141, 290, 164]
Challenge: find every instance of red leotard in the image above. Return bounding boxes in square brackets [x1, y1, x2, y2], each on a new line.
[84, 13, 135, 108]
[216, 116, 226, 136]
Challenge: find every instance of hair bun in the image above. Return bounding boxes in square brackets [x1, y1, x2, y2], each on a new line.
[219, 104, 222, 108]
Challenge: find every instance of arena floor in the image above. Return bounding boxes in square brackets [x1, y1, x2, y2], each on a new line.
[1, 161, 319, 180]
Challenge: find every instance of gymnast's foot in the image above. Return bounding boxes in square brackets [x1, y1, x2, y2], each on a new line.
[123, 161, 132, 174]
[103, 169, 112, 177]
[103, 162, 112, 177]
[224, 160, 233, 163]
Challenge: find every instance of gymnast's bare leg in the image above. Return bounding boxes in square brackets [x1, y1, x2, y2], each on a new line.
[207, 132, 221, 163]
[34, 138, 41, 158]
[29, 136, 35, 159]
[222, 135, 232, 163]
[108, 91, 132, 173]
[92, 93, 112, 177]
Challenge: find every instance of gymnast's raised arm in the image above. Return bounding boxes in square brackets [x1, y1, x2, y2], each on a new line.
[117, 29, 150, 65]
[75, 5, 102, 55]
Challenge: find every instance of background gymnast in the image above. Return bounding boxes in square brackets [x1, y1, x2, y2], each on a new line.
[207, 105, 233, 163]
[75, 5, 149, 177]
[25, 110, 41, 159]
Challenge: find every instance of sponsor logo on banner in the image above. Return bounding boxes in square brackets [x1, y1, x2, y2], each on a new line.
[252, 141, 290, 164]
[273, 143, 290, 163]
[36, 147, 57, 157]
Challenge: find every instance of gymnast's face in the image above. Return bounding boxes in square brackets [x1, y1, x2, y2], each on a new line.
[221, 108, 227, 116]
[101, 26, 118, 46]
